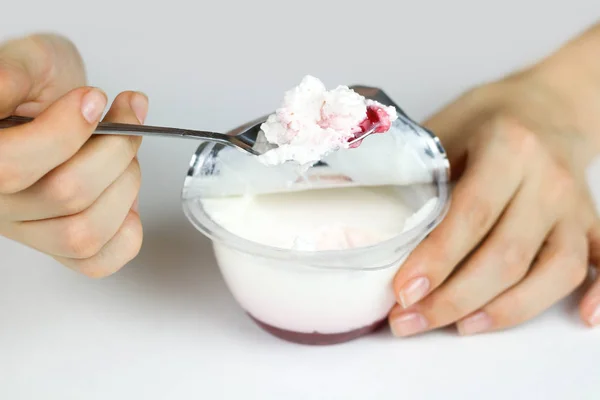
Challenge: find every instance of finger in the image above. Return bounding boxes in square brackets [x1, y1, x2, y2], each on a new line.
[388, 164, 564, 336]
[54, 210, 143, 278]
[0, 91, 147, 221]
[0, 34, 86, 117]
[580, 222, 600, 326]
[4, 158, 141, 259]
[393, 118, 529, 309]
[0, 87, 107, 194]
[103, 90, 148, 125]
[455, 221, 588, 335]
[0, 57, 31, 118]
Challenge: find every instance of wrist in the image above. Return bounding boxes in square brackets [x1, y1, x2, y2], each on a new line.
[531, 23, 600, 153]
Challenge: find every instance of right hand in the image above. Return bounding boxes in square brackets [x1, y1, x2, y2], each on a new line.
[0, 33, 148, 277]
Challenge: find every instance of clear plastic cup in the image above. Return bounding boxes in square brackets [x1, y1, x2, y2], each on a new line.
[181, 86, 450, 345]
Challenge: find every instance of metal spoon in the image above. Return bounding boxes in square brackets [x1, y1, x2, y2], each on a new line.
[0, 115, 378, 157]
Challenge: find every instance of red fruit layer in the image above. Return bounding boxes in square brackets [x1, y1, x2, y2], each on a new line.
[248, 313, 386, 345]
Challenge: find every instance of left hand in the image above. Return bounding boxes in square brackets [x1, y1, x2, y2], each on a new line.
[387, 65, 600, 336]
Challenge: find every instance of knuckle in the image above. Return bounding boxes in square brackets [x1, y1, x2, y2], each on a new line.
[88, 215, 143, 278]
[46, 171, 91, 215]
[121, 215, 144, 261]
[546, 165, 575, 204]
[490, 115, 539, 158]
[61, 216, 103, 259]
[497, 241, 531, 283]
[461, 196, 495, 234]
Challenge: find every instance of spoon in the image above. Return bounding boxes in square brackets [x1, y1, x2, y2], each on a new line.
[0, 116, 378, 157]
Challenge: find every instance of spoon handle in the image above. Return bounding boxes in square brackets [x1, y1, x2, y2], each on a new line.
[0, 115, 231, 142]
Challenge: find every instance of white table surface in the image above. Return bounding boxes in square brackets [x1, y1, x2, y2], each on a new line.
[2, 1, 600, 399]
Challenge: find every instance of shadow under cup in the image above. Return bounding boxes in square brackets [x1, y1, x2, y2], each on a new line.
[181, 87, 451, 345]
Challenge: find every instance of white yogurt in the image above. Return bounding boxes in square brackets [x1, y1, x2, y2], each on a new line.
[202, 186, 437, 334]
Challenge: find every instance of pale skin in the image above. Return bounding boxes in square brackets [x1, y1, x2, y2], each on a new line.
[0, 34, 146, 278]
[390, 22, 600, 335]
[1, 25, 599, 335]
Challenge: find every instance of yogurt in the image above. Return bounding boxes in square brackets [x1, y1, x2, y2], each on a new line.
[182, 83, 450, 345]
[201, 186, 437, 342]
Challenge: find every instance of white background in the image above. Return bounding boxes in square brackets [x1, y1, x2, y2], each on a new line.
[1, 1, 600, 399]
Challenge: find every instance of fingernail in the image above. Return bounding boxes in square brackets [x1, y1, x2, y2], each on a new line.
[81, 89, 107, 123]
[589, 304, 600, 326]
[398, 277, 430, 308]
[130, 92, 148, 124]
[457, 311, 493, 335]
[390, 312, 428, 337]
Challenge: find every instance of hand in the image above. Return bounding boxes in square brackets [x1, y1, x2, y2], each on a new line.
[0, 34, 148, 277]
[387, 62, 600, 336]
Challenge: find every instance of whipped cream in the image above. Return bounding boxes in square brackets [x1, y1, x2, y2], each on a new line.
[258, 75, 398, 166]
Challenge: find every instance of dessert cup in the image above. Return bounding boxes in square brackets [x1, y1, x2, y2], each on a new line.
[182, 86, 451, 345]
